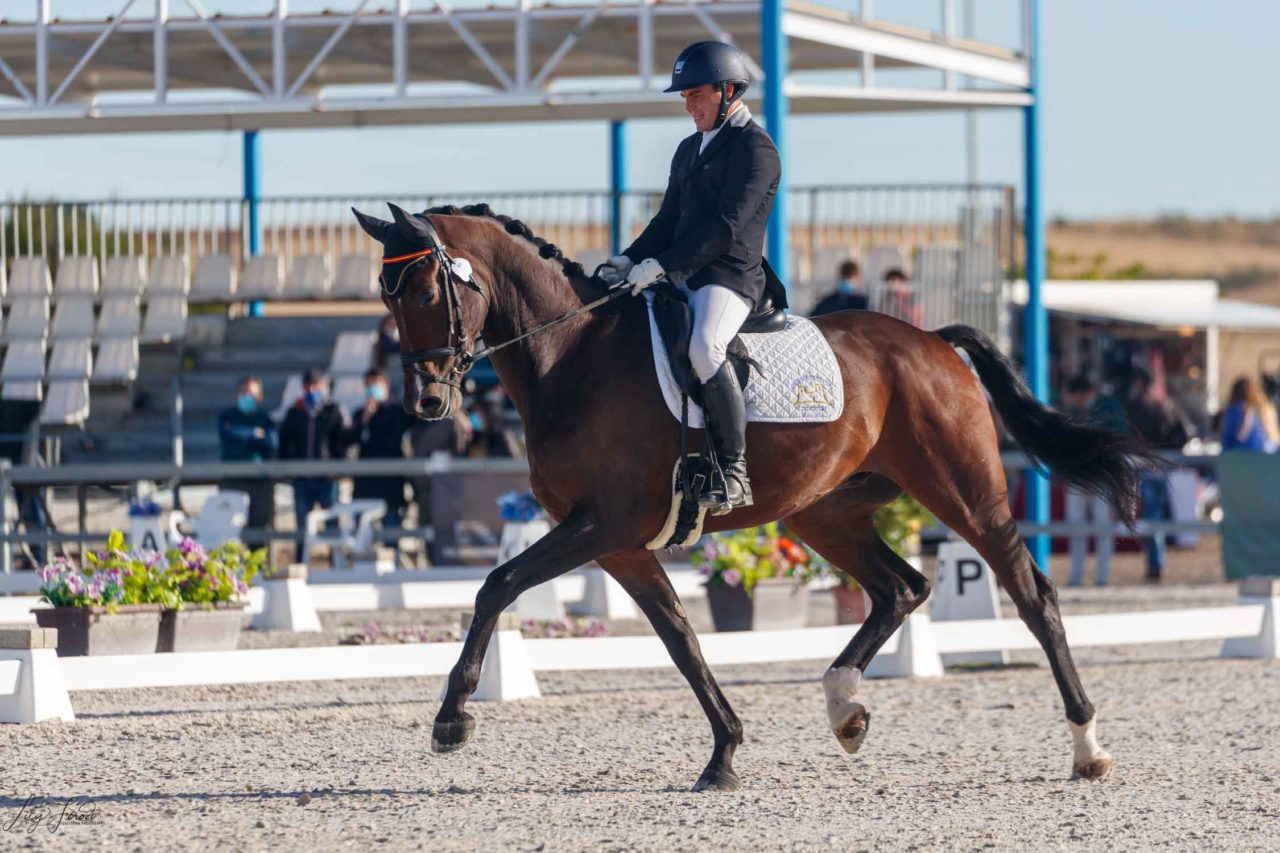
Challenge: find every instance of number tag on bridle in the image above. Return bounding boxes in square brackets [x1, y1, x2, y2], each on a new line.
[450, 257, 474, 282]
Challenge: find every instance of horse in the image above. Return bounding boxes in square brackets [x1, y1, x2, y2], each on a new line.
[353, 202, 1151, 792]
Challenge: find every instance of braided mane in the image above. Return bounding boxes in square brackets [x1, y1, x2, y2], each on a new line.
[426, 203, 587, 281]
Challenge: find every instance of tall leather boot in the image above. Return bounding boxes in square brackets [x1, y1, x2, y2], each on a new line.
[698, 361, 753, 515]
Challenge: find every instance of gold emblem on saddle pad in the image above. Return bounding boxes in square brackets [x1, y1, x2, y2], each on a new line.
[793, 378, 834, 410]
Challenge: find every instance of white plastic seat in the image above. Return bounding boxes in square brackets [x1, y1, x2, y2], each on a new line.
[168, 490, 249, 549]
[47, 339, 92, 380]
[39, 379, 90, 426]
[141, 295, 188, 343]
[53, 256, 99, 301]
[286, 254, 332, 300]
[302, 500, 386, 569]
[1, 339, 46, 382]
[102, 256, 147, 297]
[328, 330, 374, 377]
[191, 254, 237, 302]
[1, 380, 42, 402]
[239, 255, 284, 300]
[271, 373, 304, 422]
[332, 375, 366, 413]
[148, 255, 191, 295]
[331, 254, 378, 300]
[1, 296, 50, 341]
[6, 257, 52, 304]
[50, 297, 95, 338]
[864, 245, 907, 288]
[93, 336, 140, 384]
[98, 295, 141, 338]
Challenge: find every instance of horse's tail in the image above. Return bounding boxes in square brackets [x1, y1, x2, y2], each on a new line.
[936, 324, 1157, 527]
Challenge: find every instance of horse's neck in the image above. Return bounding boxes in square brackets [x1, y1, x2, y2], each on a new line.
[481, 258, 605, 420]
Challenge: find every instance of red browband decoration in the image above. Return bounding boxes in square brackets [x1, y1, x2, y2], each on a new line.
[382, 248, 435, 264]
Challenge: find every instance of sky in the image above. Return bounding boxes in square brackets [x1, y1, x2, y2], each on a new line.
[0, 0, 1276, 218]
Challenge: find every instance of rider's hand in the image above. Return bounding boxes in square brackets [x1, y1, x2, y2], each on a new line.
[625, 258, 665, 296]
[598, 255, 633, 288]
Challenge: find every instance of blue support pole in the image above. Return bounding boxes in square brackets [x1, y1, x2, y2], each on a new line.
[760, 0, 789, 291]
[609, 120, 627, 256]
[1023, 0, 1050, 571]
[242, 129, 264, 317]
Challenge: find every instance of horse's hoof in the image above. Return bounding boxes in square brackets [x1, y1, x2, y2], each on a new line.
[691, 767, 741, 793]
[431, 713, 475, 753]
[833, 703, 870, 754]
[1071, 752, 1114, 781]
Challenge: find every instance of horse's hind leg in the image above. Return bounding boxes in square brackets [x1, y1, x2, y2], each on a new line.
[598, 550, 744, 792]
[784, 486, 931, 755]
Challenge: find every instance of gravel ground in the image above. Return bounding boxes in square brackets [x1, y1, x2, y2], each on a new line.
[2, 582, 1278, 852]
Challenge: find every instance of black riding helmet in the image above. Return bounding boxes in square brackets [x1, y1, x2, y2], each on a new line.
[663, 41, 751, 129]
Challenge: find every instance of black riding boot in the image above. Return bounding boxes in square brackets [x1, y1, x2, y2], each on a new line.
[698, 361, 753, 515]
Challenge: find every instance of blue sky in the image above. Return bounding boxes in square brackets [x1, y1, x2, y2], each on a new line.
[0, 0, 1275, 217]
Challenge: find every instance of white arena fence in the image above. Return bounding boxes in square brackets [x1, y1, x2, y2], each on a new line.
[1, 579, 1275, 725]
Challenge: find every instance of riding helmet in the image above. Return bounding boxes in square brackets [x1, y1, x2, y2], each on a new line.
[664, 41, 751, 128]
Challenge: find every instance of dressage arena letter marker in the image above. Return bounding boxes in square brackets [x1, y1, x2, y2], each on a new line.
[931, 541, 1007, 666]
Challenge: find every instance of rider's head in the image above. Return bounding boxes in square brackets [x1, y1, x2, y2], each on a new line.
[665, 41, 751, 133]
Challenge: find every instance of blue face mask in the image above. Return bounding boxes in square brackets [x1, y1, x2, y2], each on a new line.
[468, 412, 484, 431]
[304, 390, 325, 409]
[837, 280, 856, 295]
[367, 383, 388, 403]
[237, 393, 258, 414]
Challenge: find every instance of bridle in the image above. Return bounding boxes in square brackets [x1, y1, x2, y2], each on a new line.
[385, 213, 630, 403]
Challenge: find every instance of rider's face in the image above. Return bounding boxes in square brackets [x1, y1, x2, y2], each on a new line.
[681, 84, 729, 133]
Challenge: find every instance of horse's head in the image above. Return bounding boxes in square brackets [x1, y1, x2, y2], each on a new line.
[353, 203, 486, 420]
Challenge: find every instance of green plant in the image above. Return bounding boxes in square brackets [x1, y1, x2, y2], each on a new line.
[39, 530, 180, 611]
[165, 538, 265, 607]
[692, 523, 829, 596]
[873, 495, 933, 560]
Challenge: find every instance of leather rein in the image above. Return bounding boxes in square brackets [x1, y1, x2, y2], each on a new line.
[385, 215, 629, 394]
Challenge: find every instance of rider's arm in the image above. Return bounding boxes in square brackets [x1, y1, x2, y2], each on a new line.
[622, 145, 686, 263]
[654, 135, 779, 283]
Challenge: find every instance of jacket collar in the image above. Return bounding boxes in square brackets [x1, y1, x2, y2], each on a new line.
[689, 104, 752, 172]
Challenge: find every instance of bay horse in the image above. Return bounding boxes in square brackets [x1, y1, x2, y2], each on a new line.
[354, 202, 1150, 792]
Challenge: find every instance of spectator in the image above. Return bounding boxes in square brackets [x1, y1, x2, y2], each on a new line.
[278, 370, 348, 557]
[343, 368, 416, 526]
[1060, 375, 1126, 587]
[409, 406, 474, 531]
[373, 313, 400, 371]
[881, 268, 923, 327]
[216, 376, 278, 533]
[1125, 367, 1190, 583]
[1220, 377, 1280, 453]
[810, 260, 868, 317]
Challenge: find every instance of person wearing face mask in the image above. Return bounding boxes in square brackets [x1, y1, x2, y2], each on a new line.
[278, 369, 349, 558]
[811, 260, 868, 317]
[341, 369, 416, 527]
[217, 376, 279, 534]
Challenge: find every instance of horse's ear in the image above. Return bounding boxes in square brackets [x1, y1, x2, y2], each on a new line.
[351, 208, 391, 243]
[388, 202, 434, 242]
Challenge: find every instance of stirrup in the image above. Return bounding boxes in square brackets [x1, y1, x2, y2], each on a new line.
[698, 469, 753, 516]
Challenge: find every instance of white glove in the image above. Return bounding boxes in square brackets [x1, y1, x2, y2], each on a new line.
[598, 254, 634, 287]
[625, 258, 665, 296]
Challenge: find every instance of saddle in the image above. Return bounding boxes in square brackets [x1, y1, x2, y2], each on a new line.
[649, 280, 786, 407]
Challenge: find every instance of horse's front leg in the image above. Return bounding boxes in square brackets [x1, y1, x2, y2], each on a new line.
[433, 511, 610, 753]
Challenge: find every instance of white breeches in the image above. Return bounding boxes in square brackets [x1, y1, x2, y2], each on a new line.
[689, 284, 751, 383]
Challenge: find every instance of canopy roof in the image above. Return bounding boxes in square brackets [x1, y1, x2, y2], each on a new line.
[0, 1, 1031, 134]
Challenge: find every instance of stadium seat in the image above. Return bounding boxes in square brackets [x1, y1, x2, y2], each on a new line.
[149, 254, 191, 295]
[47, 339, 93, 380]
[191, 254, 237, 302]
[102, 256, 147, 297]
[98, 294, 141, 338]
[39, 379, 90, 427]
[1, 296, 50, 341]
[239, 255, 285, 300]
[94, 336, 140, 384]
[5, 257, 51, 304]
[332, 375, 366, 413]
[287, 254, 332, 299]
[328, 330, 374, 377]
[1, 339, 46, 382]
[271, 373, 304, 422]
[53, 255, 99, 300]
[0, 380, 42, 402]
[332, 254, 378, 300]
[141, 295, 188, 343]
[50, 297, 95, 339]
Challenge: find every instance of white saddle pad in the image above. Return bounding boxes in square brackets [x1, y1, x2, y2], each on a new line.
[645, 294, 844, 427]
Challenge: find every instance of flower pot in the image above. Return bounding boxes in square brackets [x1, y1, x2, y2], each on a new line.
[706, 578, 811, 632]
[833, 584, 871, 625]
[157, 602, 248, 653]
[33, 604, 164, 657]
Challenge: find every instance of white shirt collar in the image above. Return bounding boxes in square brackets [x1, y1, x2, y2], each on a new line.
[699, 104, 752, 154]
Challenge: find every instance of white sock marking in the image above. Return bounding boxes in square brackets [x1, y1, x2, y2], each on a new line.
[822, 666, 863, 732]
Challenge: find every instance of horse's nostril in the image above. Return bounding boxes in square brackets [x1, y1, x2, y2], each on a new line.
[422, 395, 444, 412]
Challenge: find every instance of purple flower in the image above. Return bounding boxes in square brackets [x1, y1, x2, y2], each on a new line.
[722, 569, 742, 588]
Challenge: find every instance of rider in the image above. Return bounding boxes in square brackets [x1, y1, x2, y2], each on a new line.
[598, 40, 782, 513]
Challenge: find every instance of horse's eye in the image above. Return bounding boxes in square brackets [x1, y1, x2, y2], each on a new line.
[418, 290, 437, 307]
